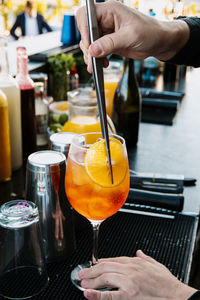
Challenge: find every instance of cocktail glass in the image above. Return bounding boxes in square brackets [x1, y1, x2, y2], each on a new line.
[65, 132, 130, 290]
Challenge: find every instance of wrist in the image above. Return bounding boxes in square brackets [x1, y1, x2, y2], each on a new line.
[155, 19, 189, 61]
[173, 282, 197, 300]
[187, 290, 200, 300]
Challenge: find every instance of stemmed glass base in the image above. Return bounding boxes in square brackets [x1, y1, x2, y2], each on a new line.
[71, 261, 113, 292]
[71, 262, 92, 291]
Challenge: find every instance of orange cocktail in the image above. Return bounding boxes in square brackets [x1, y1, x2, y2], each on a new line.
[65, 132, 129, 290]
[65, 132, 129, 220]
[61, 115, 101, 135]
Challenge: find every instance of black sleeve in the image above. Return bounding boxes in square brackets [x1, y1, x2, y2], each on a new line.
[167, 17, 200, 67]
[41, 16, 52, 32]
[187, 290, 200, 299]
[10, 16, 20, 40]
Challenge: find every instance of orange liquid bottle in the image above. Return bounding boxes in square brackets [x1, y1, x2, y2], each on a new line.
[104, 64, 123, 118]
[0, 89, 11, 182]
[104, 80, 119, 118]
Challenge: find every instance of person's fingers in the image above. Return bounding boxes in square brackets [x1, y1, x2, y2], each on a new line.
[84, 289, 124, 300]
[136, 250, 157, 264]
[79, 258, 134, 279]
[76, 6, 90, 48]
[99, 257, 134, 264]
[81, 272, 132, 290]
[88, 29, 131, 58]
[80, 40, 89, 63]
[87, 53, 93, 74]
[80, 261, 132, 281]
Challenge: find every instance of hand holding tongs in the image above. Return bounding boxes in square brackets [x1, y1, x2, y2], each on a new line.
[86, 0, 113, 184]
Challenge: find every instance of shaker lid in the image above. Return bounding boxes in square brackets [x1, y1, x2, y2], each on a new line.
[28, 150, 66, 167]
[50, 132, 78, 146]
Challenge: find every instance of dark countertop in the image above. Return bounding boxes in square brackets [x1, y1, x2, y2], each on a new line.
[129, 67, 200, 215]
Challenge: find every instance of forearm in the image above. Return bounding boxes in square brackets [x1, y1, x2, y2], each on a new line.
[152, 19, 189, 61]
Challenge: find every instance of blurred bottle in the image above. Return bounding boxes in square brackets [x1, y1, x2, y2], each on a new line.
[34, 82, 49, 147]
[16, 47, 37, 161]
[0, 38, 22, 170]
[134, 59, 144, 86]
[30, 72, 48, 98]
[163, 62, 178, 91]
[0, 89, 11, 182]
[69, 66, 79, 91]
[112, 58, 142, 147]
[142, 57, 159, 87]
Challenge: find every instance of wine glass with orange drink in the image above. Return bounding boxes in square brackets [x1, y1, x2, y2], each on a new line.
[65, 132, 130, 290]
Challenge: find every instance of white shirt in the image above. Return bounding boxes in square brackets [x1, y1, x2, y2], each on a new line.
[25, 13, 39, 36]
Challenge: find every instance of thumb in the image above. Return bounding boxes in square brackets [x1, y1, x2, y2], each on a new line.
[136, 250, 157, 264]
[89, 31, 126, 58]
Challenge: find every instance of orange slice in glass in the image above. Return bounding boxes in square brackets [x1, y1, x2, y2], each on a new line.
[84, 137, 127, 187]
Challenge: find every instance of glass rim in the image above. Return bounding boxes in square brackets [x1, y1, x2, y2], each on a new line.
[70, 132, 126, 150]
[68, 101, 98, 110]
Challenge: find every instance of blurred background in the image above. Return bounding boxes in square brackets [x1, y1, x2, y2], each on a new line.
[0, 0, 200, 38]
[0, 0, 79, 37]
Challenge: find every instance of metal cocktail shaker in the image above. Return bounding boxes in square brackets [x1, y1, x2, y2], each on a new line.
[25, 150, 76, 263]
[49, 132, 90, 234]
[49, 132, 78, 157]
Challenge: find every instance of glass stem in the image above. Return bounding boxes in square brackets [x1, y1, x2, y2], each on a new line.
[91, 222, 100, 266]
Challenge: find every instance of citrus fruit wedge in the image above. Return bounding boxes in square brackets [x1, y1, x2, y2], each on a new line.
[84, 137, 127, 187]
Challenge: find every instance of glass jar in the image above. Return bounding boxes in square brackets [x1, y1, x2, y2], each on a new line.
[61, 85, 116, 134]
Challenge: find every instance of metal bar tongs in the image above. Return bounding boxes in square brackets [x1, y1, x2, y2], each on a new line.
[86, 0, 113, 183]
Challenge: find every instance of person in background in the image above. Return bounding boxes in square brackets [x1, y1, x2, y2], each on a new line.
[10, 0, 52, 40]
[76, 1, 200, 299]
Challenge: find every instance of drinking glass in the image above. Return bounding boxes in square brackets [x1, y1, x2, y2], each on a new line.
[61, 85, 116, 135]
[65, 132, 130, 290]
[0, 200, 48, 299]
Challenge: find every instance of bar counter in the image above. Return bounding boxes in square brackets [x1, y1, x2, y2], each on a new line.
[1, 66, 200, 297]
[7, 31, 80, 76]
